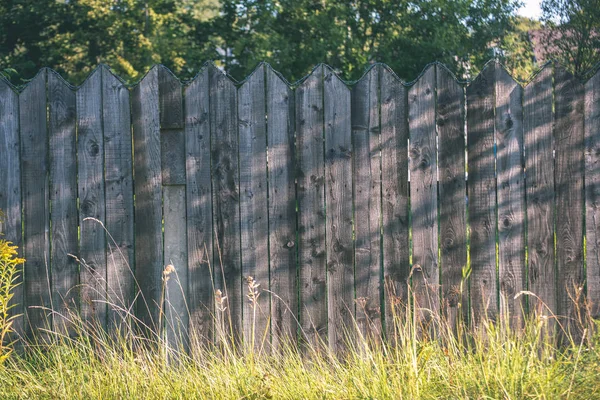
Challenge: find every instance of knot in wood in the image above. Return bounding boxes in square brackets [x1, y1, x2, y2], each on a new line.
[286, 240, 295, 249]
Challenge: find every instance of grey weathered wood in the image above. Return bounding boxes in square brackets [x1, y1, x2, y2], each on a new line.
[20, 70, 51, 338]
[209, 65, 242, 343]
[238, 65, 270, 351]
[164, 185, 188, 351]
[159, 66, 186, 186]
[102, 66, 135, 327]
[524, 66, 556, 320]
[77, 69, 107, 328]
[185, 68, 213, 347]
[48, 71, 78, 334]
[466, 65, 498, 323]
[159, 65, 184, 129]
[132, 66, 163, 332]
[296, 66, 327, 349]
[158, 65, 188, 350]
[585, 69, 600, 318]
[436, 65, 467, 329]
[0, 77, 23, 339]
[495, 65, 525, 328]
[266, 66, 297, 350]
[554, 65, 585, 338]
[409, 66, 439, 328]
[380, 66, 410, 341]
[324, 67, 354, 353]
[352, 67, 382, 340]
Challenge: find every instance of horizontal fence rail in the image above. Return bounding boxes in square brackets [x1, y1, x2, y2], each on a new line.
[1, 61, 599, 351]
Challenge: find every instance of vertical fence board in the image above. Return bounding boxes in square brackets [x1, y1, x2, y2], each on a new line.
[209, 66, 242, 342]
[495, 66, 526, 328]
[409, 66, 439, 327]
[585, 70, 600, 318]
[437, 65, 467, 329]
[48, 72, 78, 334]
[266, 67, 297, 350]
[324, 68, 354, 353]
[158, 66, 188, 350]
[352, 67, 382, 339]
[380, 67, 410, 340]
[554, 66, 585, 338]
[185, 69, 214, 347]
[296, 66, 327, 348]
[0, 78, 23, 338]
[132, 67, 163, 331]
[77, 69, 107, 328]
[102, 67, 135, 327]
[467, 65, 498, 323]
[20, 70, 50, 338]
[525, 66, 556, 319]
[238, 65, 270, 350]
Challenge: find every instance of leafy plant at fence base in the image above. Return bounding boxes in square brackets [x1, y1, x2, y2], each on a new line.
[0, 238, 24, 365]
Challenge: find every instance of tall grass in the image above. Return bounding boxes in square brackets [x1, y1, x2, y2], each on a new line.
[0, 219, 599, 399]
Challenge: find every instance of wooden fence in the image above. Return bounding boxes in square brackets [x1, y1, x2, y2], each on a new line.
[1, 61, 599, 352]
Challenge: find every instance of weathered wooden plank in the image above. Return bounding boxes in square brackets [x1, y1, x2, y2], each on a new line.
[380, 66, 410, 341]
[296, 66, 327, 349]
[436, 65, 467, 329]
[0, 77, 23, 339]
[466, 65, 497, 323]
[352, 67, 382, 340]
[159, 66, 186, 186]
[163, 185, 188, 351]
[554, 65, 585, 338]
[102, 66, 135, 327]
[48, 71, 78, 334]
[209, 65, 242, 343]
[185, 68, 213, 347]
[409, 66, 439, 329]
[266, 66, 297, 350]
[585, 69, 600, 318]
[495, 65, 526, 328]
[158, 65, 184, 129]
[525, 66, 556, 320]
[324, 67, 354, 353]
[238, 65, 270, 351]
[132, 66, 163, 332]
[20, 70, 51, 338]
[77, 69, 107, 328]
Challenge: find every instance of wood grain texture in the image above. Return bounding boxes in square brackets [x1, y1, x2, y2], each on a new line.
[524, 66, 556, 319]
[209, 65, 242, 343]
[409, 66, 439, 327]
[0, 77, 23, 338]
[48, 71, 78, 334]
[77, 69, 107, 328]
[352, 67, 382, 340]
[266, 66, 297, 350]
[466, 65, 498, 323]
[436, 65, 467, 329]
[185, 69, 214, 347]
[159, 65, 186, 185]
[554, 66, 585, 338]
[20, 70, 51, 338]
[158, 65, 184, 129]
[102, 66, 135, 327]
[380, 66, 410, 341]
[238, 65, 270, 350]
[132, 66, 163, 331]
[495, 65, 525, 328]
[585, 70, 600, 318]
[164, 185, 189, 351]
[324, 67, 353, 353]
[296, 66, 327, 348]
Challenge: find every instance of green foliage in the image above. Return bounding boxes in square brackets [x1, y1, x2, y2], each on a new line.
[498, 16, 542, 82]
[541, 0, 600, 78]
